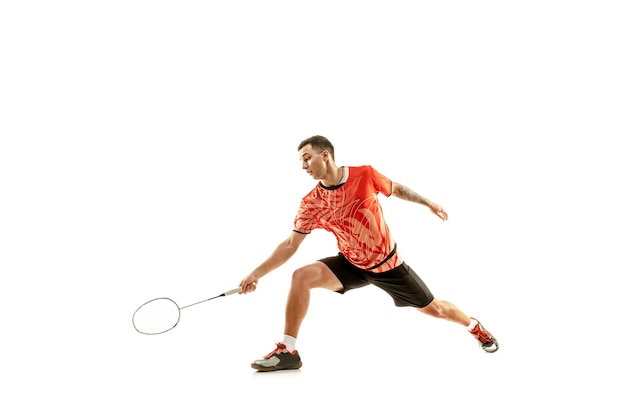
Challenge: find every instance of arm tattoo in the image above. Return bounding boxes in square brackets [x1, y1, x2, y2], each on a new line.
[395, 184, 431, 206]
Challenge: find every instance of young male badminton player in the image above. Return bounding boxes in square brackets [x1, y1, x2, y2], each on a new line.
[238, 135, 499, 371]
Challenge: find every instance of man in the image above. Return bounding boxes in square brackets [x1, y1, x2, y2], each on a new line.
[238, 135, 498, 372]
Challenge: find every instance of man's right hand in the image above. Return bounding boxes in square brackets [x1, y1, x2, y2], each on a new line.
[239, 275, 259, 294]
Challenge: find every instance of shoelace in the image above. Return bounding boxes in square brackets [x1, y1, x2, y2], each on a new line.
[264, 343, 288, 359]
[471, 326, 493, 344]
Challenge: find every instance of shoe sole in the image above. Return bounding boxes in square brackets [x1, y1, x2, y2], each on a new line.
[482, 341, 499, 353]
[251, 361, 303, 372]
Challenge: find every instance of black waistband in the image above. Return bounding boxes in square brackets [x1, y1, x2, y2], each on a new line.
[365, 243, 397, 271]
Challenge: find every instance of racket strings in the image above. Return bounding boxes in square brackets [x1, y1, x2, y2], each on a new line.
[132, 298, 181, 335]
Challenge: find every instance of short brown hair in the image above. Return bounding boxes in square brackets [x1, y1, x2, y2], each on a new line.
[298, 135, 335, 160]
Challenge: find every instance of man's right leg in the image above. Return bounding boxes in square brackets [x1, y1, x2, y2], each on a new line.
[251, 261, 343, 371]
[284, 261, 344, 338]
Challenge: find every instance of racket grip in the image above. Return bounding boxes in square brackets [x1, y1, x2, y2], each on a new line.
[223, 287, 242, 296]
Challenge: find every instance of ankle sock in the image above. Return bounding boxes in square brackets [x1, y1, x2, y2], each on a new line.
[467, 318, 478, 331]
[282, 335, 297, 352]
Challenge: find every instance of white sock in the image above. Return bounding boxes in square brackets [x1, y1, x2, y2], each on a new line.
[282, 335, 297, 352]
[467, 318, 478, 331]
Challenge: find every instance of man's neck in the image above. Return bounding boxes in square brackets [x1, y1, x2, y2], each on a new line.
[321, 165, 344, 187]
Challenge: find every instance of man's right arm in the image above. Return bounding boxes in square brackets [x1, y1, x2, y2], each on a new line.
[238, 230, 307, 294]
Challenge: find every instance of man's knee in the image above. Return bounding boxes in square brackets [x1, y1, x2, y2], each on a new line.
[291, 263, 343, 291]
[291, 265, 318, 289]
[418, 299, 444, 318]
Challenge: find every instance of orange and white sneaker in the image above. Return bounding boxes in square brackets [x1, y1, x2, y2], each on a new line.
[251, 343, 302, 371]
[469, 318, 499, 353]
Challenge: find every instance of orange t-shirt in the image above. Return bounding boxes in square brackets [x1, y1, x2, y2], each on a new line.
[294, 165, 402, 272]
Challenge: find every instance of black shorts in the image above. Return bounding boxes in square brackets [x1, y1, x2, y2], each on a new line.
[318, 253, 435, 308]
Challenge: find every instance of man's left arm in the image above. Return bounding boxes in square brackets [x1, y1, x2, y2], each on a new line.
[390, 181, 448, 221]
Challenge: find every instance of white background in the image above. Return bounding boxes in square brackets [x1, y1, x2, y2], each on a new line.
[2, 1, 625, 415]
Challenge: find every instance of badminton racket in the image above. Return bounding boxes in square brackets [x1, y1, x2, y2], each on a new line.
[132, 287, 241, 335]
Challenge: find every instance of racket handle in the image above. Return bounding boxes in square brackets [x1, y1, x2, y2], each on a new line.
[223, 287, 241, 296]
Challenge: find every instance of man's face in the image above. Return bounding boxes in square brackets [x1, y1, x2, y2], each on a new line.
[299, 144, 327, 179]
